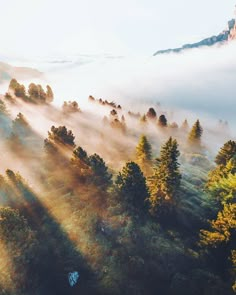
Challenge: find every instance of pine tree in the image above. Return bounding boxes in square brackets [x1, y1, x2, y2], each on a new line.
[88, 153, 112, 188]
[116, 161, 149, 210]
[46, 85, 54, 103]
[188, 119, 203, 146]
[136, 135, 152, 175]
[148, 137, 181, 217]
[215, 140, 236, 166]
[181, 119, 189, 131]
[207, 141, 236, 189]
[71, 146, 89, 168]
[48, 126, 75, 147]
[140, 114, 147, 124]
[157, 114, 167, 127]
[146, 108, 157, 120]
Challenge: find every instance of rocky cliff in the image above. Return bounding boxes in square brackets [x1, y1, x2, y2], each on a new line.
[154, 13, 236, 56]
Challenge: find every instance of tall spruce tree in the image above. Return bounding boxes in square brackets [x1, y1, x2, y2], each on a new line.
[215, 140, 236, 166]
[148, 137, 181, 217]
[88, 153, 112, 189]
[136, 135, 152, 175]
[207, 140, 236, 190]
[188, 119, 203, 146]
[116, 161, 149, 210]
[181, 119, 189, 131]
[146, 107, 157, 120]
[157, 114, 167, 127]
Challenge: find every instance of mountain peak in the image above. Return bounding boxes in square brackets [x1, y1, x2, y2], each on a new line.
[154, 7, 236, 56]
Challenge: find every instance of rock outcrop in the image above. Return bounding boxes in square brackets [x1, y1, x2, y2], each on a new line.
[154, 9, 236, 56]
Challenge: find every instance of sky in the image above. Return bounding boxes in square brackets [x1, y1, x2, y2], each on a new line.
[0, 0, 235, 59]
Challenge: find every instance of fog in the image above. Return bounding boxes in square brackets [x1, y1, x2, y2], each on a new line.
[35, 41, 236, 129]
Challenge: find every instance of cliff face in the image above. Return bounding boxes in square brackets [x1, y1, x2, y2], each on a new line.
[154, 15, 236, 56]
[229, 19, 236, 40]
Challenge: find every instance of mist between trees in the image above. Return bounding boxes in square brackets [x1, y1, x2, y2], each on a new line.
[0, 79, 235, 295]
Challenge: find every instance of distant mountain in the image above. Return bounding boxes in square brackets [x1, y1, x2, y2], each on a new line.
[154, 17, 236, 56]
[0, 61, 42, 83]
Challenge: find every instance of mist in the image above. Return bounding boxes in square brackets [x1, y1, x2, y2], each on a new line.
[35, 41, 236, 130]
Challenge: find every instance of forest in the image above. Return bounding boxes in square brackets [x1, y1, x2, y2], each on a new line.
[0, 78, 235, 295]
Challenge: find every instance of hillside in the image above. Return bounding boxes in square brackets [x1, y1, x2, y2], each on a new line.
[0, 61, 42, 83]
[0, 79, 235, 295]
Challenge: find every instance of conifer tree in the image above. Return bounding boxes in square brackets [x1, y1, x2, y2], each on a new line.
[48, 126, 75, 147]
[140, 114, 147, 124]
[148, 137, 181, 217]
[116, 161, 149, 210]
[46, 85, 54, 103]
[71, 146, 91, 180]
[188, 119, 203, 146]
[181, 119, 189, 131]
[157, 114, 167, 127]
[136, 135, 152, 175]
[88, 153, 112, 188]
[146, 108, 157, 120]
[207, 141, 236, 189]
[215, 140, 236, 166]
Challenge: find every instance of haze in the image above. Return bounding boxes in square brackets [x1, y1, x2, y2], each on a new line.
[0, 0, 235, 58]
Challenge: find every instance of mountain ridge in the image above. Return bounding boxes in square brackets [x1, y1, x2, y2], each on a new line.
[154, 16, 236, 56]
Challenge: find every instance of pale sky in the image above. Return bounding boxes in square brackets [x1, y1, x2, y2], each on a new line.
[0, 0, 235, 58]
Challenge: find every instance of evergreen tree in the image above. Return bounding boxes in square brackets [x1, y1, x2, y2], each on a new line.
[88, 153, 112, 188]
[0, 207, 38, 293]
[116, 161, 149, 210]
[157, 114, 167, 127]
[0, 99, 8, 115]
[48, 125, 75, 147]
[62, 101, 81, 113]
[136, 135, 152, 175]
[181, 119, 189, 131]
[12, 113, 31, 139]
[140, 114, 147, 124]
[207, 141, 236, 190]
[46, 85, 54, 103]
[148, 137, 181, 217]
[71, 146, 91, 180]
[215, 140, 236, 166]
[146, 108, 157, 120]
[28, 83, 46, 103]
[188, 119, 203, 146]
[8, 79, 26, 99]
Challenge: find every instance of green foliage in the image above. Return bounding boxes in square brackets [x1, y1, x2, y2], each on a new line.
[207, 140, 236, 195]
[62, 101, 81, 113]
[215, 140, 236, 166]
[208, 173, 236, 204]
[148, 137, 181, 217]
[116, 161, 149, 210]
[71, 147, 112, 189]
[88, 153, 112, 188]
[28, 83, 46, 103]
[135, 135, 152, 175]
[146, 107, 156, 120]
[9, 79, 26, 99]
[0, 99, 9, 115]
[140, 114, 147, 124]
[46, 85, 54, 103]
[48, 125, 75, 147]
[181, 119, 189, 131]
[0, 207, 38, 294]
[188, 119, 203, 146]
[8, 79, 54, 104]
[157, 114, 167, 127]
[200, 203, 236, 246]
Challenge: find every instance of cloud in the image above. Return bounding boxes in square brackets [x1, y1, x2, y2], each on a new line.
[43, 41, 236, 131]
